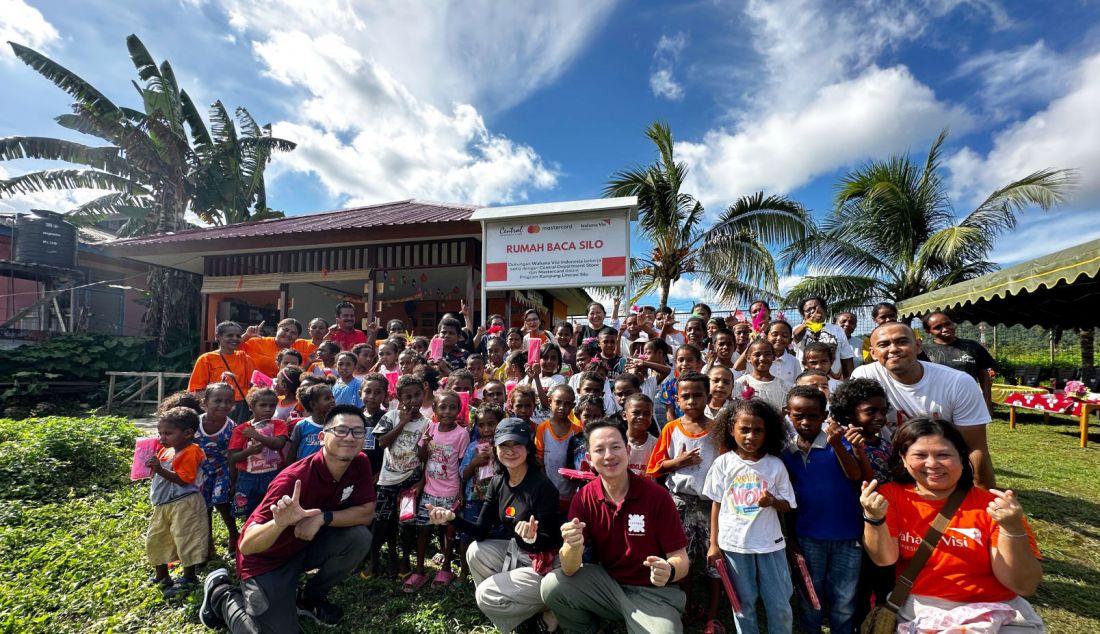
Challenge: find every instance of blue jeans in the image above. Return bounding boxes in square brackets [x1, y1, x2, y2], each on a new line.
[797, 537, 861, 634]
[724, 550, 793, 634]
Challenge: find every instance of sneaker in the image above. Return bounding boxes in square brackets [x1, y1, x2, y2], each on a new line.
[163, 576, 198, 598]
[297, 598, 344, 628]
[199, 568, 231, 629]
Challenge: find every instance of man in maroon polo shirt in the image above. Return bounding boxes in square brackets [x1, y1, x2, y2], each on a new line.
[199, 405, 376, 633]
[325, 301, 369, 351]
[540, 419, 691, 633]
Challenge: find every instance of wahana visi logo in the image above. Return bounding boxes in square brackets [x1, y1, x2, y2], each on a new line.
[527, 225, 541, 234]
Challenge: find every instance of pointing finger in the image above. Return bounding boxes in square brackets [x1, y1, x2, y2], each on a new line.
[291, 479, 302, 503]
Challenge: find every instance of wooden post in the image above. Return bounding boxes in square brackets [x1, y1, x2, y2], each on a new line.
[1008, 406, 1016, 430]
[366, 270, 376, 331]
[1082, 404, 1094, 448]
[466, 264, 476, 326]
[156, 371, 165, 408]
[106, 373, 116, 414]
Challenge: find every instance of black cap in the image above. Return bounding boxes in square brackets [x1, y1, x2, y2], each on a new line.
[494, 417, 531, 447]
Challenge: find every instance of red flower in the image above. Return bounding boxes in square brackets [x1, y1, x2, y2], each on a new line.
[741, 385, 756, 400]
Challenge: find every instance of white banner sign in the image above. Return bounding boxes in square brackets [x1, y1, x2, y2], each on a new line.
[483, 213, 628, 289]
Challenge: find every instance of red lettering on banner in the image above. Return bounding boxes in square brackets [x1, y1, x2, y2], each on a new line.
[507, 244, 544, 254]
[486, 262, 508, 282]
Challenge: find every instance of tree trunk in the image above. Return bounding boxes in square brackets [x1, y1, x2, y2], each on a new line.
[146, 180, 195, 356]
[659, 278, 671, 312]
[1081, 327, 1095, 369]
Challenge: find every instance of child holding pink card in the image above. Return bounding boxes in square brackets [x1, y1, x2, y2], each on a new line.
[227, 388, 288, 519]
[146, 406, 208, 596]
[411, 389, 470, 590]
[519, 342, 565, 410]
[457, 402, 505, 582]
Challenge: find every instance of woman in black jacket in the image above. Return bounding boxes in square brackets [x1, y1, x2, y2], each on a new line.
[427, 418, 563, 632]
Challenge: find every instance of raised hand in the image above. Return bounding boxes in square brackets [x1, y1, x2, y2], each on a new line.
[643, 556, 673, 587]
[843, 426, 865, 449]
[271, 480, 321, 528]
[471, 445, 491, 467]
[987, 489, 1026, 530]
[515, 516, 539, 544]
[244, 321, 265, 339]
[425, 503, 455, 525]
[860, 480, 888, 520]
[459, 300, 469, 317]
[825, 418, 844, 445]
[561, 517, 586, 548]
[676, 444, 702, 468]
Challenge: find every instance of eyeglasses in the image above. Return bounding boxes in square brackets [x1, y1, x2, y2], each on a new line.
[325, 426, 366, 439]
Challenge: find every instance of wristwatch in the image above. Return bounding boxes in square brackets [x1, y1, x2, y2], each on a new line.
[862, 514, 885, 526]
[323, 511, 334, 526]
[667, 563, 677, 584]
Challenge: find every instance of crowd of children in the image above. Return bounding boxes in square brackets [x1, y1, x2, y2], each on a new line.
[164, 300, 997, 633]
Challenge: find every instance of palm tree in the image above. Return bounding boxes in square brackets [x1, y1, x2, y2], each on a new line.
[1, 35, 295, 353]
[781, 130, 1076, 312]
[603, 121, 810, 310]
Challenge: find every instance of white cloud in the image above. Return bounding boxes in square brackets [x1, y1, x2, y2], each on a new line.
[955, 41, 1070, 117]
[988, 210, 1100, 266]
[741, 0, 1002, 110]
[649, 33, 686, 101]
[676, 0, 1002, 211]
[0, 0, 60, 60]
[250, 30, 558, 206]
[221, 0, 616, 112]
[665, 276, 742, 309]
[947, 51, 1100, 207]
[213, 1, 617, 206]
[678, 65, 971, 206]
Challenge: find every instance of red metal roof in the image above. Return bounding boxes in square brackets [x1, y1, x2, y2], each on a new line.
[111, 199, 476, 247]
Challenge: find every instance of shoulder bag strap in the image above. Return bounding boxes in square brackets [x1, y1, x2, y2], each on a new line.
[886, 485, 969, 612]
[218, 352, 247, 401]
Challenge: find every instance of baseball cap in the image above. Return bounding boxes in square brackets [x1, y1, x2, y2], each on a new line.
[494, 417, 531, 446]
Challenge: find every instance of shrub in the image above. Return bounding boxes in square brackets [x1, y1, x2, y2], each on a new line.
[0, 416, 140, 501]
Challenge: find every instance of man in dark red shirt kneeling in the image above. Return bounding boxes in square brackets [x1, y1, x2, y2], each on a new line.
[541, 418, 691, 633]
[199, 404, 377, 633]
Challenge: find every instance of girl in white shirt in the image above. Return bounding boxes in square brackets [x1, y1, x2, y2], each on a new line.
[702, 398, 797, 634]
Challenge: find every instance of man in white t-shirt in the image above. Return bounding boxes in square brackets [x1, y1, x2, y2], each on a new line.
[852, 322, 995, 488]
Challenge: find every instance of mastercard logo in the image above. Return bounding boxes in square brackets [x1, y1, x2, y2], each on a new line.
[505, 506, 516, 518]
[527, 225, 541, 234]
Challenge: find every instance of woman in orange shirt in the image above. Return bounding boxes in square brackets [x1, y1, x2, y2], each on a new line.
[189, 321, 256, 409]
[860, 417, 1044, 632]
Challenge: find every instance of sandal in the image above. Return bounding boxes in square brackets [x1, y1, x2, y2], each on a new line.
[431, 553, 446, 566]
[402, 572, 428, 593]
[431, 570, 455, 587]
[704, 619, 726, 634]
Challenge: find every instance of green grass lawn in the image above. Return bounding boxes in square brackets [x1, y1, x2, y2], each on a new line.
[1, 407, 1097, 633]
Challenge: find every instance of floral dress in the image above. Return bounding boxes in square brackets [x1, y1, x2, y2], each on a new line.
[196, 414, 236, 506]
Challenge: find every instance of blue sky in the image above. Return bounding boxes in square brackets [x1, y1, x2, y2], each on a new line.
[2, 0, 1099, 312]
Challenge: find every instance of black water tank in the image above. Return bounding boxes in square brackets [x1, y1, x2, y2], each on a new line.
[14, 210, 77, 269]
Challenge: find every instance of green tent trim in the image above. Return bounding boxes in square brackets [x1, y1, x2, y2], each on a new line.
[897, 237, 1100, 330]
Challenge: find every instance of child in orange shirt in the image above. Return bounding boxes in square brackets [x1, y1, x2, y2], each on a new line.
[146, 406, 208, 596]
